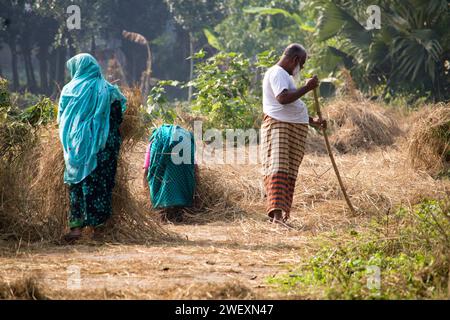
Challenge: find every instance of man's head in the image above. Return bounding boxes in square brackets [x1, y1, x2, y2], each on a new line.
[279, 44, 308, 76]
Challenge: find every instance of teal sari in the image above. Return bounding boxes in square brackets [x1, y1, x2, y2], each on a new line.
[147, 125, 196, 209]
[58, 53, 126, 185]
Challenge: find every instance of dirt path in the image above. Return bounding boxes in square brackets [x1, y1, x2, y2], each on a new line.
[1, 145, 448, 299]
[0, 217, 316, 299]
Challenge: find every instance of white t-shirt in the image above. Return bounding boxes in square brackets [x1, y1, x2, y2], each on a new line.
[263, 65, 309, 124]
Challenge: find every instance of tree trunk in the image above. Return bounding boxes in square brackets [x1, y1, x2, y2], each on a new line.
[68, 35, 76, 58]
[48, 49, 57, 94]
[140, 44, 153, 101]
[188, 32, 195, 102]
[26, 53, 38, 93]
[91, 36, 96, 56]
[38, 46, 49, 94]
[21, 39, 38, 93]
[8, 37, 19, 91]
[54, 47, 67, 95]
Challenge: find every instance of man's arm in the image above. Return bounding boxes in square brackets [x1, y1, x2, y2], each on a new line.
[276, 76, 319, 105]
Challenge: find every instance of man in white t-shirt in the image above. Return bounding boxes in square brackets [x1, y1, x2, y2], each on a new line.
[261, 43, 326, 225]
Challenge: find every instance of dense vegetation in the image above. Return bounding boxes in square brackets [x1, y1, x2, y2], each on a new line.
[1, 0, 448, 104]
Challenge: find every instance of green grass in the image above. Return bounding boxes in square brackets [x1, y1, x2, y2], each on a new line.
[268, 199, 450, 299]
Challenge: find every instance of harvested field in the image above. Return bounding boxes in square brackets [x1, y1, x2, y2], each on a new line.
[1, 109, 449, 299]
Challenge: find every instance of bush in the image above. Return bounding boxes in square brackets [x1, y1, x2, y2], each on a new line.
[148, 50, 279, 131]
[0, 77, 10, 122]
[188, 51, 261, 130]
[20, 97, 57, 127]
[147, 81, 180, 125]
[10, 92, 45, 110]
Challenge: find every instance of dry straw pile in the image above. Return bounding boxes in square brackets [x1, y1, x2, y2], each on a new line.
[0, 277, 47, 300]
[0, 87, 174, 243]
[324, 98, 402, 153]
[407, 103, 450, 176]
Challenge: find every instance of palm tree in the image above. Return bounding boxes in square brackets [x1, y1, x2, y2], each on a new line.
[315, 0, 449, 101]
[245, 0, 449, 101]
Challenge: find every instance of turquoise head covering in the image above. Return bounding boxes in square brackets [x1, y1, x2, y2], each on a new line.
[58, 53, 127, 185]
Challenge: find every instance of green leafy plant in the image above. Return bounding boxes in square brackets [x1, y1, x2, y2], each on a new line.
[146, 81, 179, 125]
[0, 77, 10, 122]
[314, 0, 449, 101]
[188, 51, 262, 130]
[20, 97, 57, 127]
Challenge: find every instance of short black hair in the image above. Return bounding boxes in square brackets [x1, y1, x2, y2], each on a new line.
[283, 43, 307, 59]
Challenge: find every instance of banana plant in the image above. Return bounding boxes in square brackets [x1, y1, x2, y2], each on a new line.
[243, 7, 315, 33]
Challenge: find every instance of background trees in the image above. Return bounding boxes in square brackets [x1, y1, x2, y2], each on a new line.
[315, 0, 449, 101]
[0, 0, 190, 98]
[0, 0, 448, 103]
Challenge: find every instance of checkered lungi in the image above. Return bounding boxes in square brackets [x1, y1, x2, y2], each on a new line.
[261, 115, 308, 218]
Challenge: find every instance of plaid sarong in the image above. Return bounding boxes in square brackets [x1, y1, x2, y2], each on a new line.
[261, 115, 308, 218]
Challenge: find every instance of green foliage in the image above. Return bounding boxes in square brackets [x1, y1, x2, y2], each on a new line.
[147, 81, 179, 125]
[0, 80, 34, 160]
[10, 92, 44, 110]
[214, 0, 308, 57]
[243, 6, 315, 33]
[268, 199, 450, 299]
[314, 0, 449, 101]
[165, 0, 225, 33]
[255, 50, 279, 69]
[20, 98, 57, 127]
[188, 52, 261, 130]
[147, 48, 315, 130]
[0, 77, 10, 122]
[232, 0, 449, 102]
[203, 28, 224, 51]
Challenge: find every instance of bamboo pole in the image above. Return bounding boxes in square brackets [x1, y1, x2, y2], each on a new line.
[313, 88, 356, 215]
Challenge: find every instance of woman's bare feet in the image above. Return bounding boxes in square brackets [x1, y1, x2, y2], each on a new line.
[159, 208, 183, 223]
[63, 227, 82, 244]
[92, 225, 106, 241]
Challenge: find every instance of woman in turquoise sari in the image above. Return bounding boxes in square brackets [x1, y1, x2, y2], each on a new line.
[143, 125, 196, 222]
[58, 53, 127, 242]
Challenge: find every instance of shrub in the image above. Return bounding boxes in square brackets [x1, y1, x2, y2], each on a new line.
[0, 77, 10, 122]
[268, 199, 450, 299]
[188, 51, 261, 130]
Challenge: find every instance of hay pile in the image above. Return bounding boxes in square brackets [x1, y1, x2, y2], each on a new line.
[0, 87, 174, 243]
[187, 164, 263, 223]
[407, 104, 450, 176]
[324, 99, 402, 153]
[0, 277, 47, 300]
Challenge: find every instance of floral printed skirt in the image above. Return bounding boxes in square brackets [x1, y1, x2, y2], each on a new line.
[68, 101, 122, 229]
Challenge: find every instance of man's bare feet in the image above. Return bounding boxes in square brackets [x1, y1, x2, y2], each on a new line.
[268, 210, 294, 229]
[272, 210, 284, 224]
[268, 209, 283, 223]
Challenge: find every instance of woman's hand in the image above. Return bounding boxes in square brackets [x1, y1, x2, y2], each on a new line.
[143, 169, 149, 189]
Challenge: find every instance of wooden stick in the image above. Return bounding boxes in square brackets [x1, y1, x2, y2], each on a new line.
[313, 89, 356, 215]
